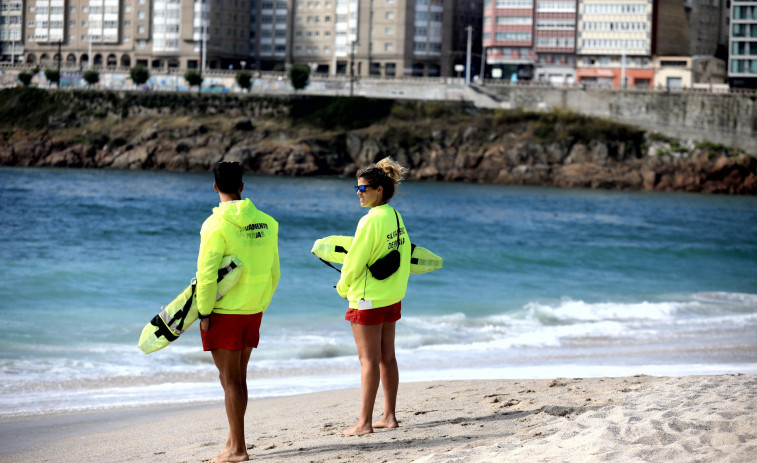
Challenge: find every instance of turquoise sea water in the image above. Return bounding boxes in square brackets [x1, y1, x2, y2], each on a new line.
[1, 167, 756, 416]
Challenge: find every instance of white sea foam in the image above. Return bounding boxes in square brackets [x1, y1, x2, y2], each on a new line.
[2, 293, 755, 416]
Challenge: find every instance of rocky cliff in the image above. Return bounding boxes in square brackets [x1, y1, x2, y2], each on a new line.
[1, 88, 755, 194]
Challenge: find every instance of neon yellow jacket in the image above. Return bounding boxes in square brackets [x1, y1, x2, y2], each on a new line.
[196, 198, 280, 317]
[337, 204, 411, 309]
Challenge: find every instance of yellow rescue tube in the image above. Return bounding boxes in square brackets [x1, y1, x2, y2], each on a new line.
[137, 255, 243, 354]
[311, 235, 442, 274]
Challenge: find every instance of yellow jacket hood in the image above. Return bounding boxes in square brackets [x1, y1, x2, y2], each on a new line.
[196, 198, 280, 317]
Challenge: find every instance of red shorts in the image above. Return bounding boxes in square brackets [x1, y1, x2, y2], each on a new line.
[345, 301, 402, 326]
[201, 312, 263, 351]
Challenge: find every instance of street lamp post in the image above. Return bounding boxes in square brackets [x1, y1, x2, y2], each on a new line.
[620, 47, 626, 89]
[57, 40, 62, 88]
[350, 40, 358, 97]
[201, 23, 208, 75]
[465, 25, 472, 85]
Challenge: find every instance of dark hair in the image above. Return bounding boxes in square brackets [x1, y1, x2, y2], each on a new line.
[356, 157, 407, 203]
[214, 162, 243, 194]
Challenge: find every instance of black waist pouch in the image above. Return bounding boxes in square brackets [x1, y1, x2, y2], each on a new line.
[367, 209, 402, 280]
[368, 249, 400, 280]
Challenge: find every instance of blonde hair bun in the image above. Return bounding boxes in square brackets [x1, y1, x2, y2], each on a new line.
[375, 157, 408, 184]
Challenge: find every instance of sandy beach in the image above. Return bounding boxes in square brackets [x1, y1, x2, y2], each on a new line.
[1, 374, 755, 462]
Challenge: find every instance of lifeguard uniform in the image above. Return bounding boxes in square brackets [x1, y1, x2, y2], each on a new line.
[337, 204, 411, 323]
[196, 198, 280, 350]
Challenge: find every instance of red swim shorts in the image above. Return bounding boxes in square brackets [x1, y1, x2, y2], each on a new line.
[345, 301, 402, 326]
[201, 312, 263, 351]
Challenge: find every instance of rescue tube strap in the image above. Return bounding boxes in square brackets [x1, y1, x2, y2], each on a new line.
[149, 314, 179, 342]
[217, 261, 238, 281]
[366, 210, 402, 280]
[319, 257, 342, 273]
[160, 283, 196, 335]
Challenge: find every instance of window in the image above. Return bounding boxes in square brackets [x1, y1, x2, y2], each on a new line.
[494, 32, 531, 42]
[496, 16, 531, 25]
[385, 42, 393, 51]
[138, 11, 145, 19]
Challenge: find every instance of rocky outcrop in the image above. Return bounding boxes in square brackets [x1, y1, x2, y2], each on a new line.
[1, 117, 755, 194]
[1, 85, 755, 196]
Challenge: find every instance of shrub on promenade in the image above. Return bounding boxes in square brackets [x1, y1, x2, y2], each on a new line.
[236, 70, 252, 92]
[17, 72, 33, 87]
[289, 65, 310, 91]
[184, 70, 203, 90]
[44, 69, 61, 87]
[83, 70, 100, 87]
[130, 66, 150, 86]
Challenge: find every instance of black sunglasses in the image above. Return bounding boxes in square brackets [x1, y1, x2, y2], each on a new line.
[355, 185, 372, 193]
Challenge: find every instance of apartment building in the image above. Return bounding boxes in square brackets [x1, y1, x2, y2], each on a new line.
[287, 0, 477, 78]
[729, 0, 757, 88]
[0, 0, 23, 62]
[482, 0, 534, 81]
[575, 0, 654, 89]
[250, 0, 288, 71]
[533, 0, 577, 84]
[23, 0, 250, 71]
[19, 0, 474, 77]
[482, 0, 576, 83]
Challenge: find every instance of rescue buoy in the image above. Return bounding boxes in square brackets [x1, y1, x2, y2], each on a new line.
[311, 235, 443, 274]
[137, 256, 243, 354]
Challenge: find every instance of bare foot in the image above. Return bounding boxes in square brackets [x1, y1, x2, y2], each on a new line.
[209, 448, 249, 463]
[373, 417, 399, 429]
[342, 423, 373, 435]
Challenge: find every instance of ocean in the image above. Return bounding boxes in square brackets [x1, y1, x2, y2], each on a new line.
[1, 167, 756, 417]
